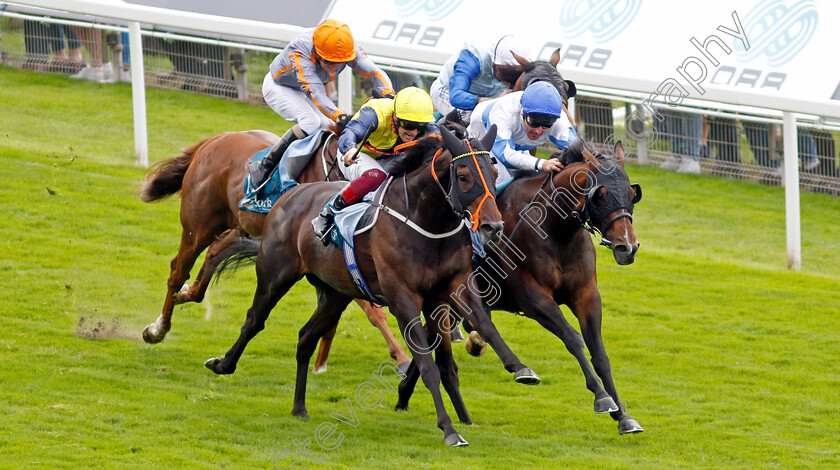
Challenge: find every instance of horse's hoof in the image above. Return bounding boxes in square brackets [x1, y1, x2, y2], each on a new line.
[594, 396, 619, 414]
[450, 327, 464, 343]
[292, 408, 311, 421]
[204, 357, 233, 375]
[394, 401, 408, 411]
[443, 432, 469, 447]
[396, 360, 412, 378]
[312, 363, 327, 375]
[465, 331, 487, 357]
[514, 367, 541, 385]
[142, 325, 164, 344]
[618, 417, 644, 434]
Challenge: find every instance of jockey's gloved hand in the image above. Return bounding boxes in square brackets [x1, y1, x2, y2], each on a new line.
[336, 113, 351, 129]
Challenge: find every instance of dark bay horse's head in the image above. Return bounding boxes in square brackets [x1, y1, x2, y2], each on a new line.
[437, 126, 504, 244]
[555, 139, 641, 265]
[512, 49, 577, 103]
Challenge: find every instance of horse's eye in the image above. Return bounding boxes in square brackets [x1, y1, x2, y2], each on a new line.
[458, 174, 468, 182]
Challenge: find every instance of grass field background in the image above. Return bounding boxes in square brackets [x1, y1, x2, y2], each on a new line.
[1, 66, 838, 469]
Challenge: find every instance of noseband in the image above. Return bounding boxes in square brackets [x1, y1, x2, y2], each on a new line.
[548, 156, 638, 250]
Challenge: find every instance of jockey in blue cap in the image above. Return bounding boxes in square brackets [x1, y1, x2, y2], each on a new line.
[468, 81, 578, 186]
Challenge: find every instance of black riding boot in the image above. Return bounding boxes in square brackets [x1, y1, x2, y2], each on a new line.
[312, 193, 349, 245]
[248, 127, 302, 189]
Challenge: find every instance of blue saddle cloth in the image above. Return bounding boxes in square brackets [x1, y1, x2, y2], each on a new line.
[238, 131, 328, 213]
[330, 193, 376, 248]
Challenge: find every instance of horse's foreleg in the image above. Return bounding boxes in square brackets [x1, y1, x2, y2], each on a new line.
[391, 293, 466, 446]
[452, 283, 539, 384]
[572, 292, 644, 434]
[312, 325, 337, 374]
[293, 286, 352, 420]
[143, 225, 218, 343]
[430, 315, 471, 425]
[356, 299, 411, 366]
[176, 229, 240, 304]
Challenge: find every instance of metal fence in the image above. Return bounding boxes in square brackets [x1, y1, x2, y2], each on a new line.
[3, 13, 840, 195]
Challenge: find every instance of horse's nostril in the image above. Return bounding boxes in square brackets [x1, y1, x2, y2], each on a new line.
[614, 244, 629, 254]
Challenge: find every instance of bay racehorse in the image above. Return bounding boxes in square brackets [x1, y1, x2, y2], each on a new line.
[139, 129, 410, 371]
[202, 127, 539, 446]
[398, 138, 645, 435]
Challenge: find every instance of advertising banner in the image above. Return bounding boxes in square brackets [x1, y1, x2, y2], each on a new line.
[330, 0, 838, 117]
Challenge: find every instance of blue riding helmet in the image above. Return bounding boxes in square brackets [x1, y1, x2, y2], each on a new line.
[520, 81, 564, 118]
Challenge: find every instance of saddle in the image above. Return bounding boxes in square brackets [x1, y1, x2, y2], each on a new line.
[238, 130, 331, 213]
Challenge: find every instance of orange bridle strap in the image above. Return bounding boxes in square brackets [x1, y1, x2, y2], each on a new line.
[464, 141, 495, 232]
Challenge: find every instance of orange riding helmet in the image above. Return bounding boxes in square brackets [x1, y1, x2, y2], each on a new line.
[313, 19, 356, 62]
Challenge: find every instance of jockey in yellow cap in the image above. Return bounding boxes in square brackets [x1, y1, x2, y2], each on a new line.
[311, 87, 438, 243]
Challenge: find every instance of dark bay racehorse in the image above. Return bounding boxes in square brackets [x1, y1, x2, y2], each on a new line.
[399, 139, 645, 435]
[202, 128, 539, 446]
[139, 129, 410, 370]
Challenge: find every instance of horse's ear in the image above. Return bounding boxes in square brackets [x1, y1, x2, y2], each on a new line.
[439, 124, 462, 153]
[479, 124, 498, 152]
[549, 48, 561, 67]
[512, 52, 535, 71]
[613, 141, 626, 166]
[512, 73, 524, 92]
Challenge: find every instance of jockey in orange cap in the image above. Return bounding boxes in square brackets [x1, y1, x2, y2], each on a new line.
[251, 19, 396, 189]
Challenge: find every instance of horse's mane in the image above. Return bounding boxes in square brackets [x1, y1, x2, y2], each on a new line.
[557, 138, 594, 166]
[384, 135, 443, 177]
[557, 138, 623, 171]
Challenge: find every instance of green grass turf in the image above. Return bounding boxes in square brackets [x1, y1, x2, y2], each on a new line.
[1, 66, 838, 469]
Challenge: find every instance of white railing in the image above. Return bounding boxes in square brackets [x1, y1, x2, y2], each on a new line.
[4, 0, 833, 270]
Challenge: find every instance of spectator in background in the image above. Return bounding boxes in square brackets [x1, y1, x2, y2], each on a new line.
[430, 34, 533, 126]
[658, 108, 702, 174]
[706, 116, 742, 177]
[69, 25, 111, 81]
[158, 38, 231, 96]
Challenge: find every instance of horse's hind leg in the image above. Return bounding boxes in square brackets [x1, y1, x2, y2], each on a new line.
[312, 300, 410, 375]
[175, 229, 240, 304]
[292, 281, 352, 419]
[143, 223, 221, 343]
[572, 293, 644, 434]
[312, 324, 337, 374]
[356, 300, 411, 366]
[204, 255, 301, 375]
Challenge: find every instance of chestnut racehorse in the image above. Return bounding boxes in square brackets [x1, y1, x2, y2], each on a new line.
[139, 129, 410, 370]
[202, 128, 539, 446]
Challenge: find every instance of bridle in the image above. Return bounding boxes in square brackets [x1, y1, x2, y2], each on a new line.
[430, 139, 496, 232]
[548, 154, 639, 250]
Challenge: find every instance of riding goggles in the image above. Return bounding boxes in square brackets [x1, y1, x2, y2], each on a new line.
[523, 112, 557, 129]
[396, 119, 428, 132]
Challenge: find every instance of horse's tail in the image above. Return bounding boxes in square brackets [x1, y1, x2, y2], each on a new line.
[140, 136, 217, 202]
[201, 236, 260, 286]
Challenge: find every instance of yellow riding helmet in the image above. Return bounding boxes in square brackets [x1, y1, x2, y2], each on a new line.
[393, 87, 435, 123]
[313, 19, 356, 62]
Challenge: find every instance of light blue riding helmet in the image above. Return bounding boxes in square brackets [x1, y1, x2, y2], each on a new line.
[520, 81, 564, 117]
